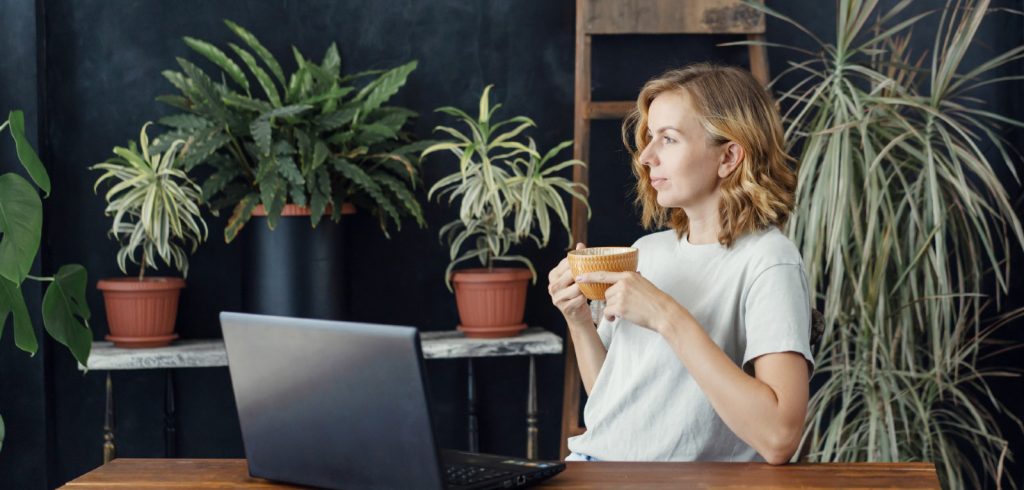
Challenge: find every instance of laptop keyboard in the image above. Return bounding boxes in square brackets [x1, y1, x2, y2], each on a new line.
[444, 463, 514, 486]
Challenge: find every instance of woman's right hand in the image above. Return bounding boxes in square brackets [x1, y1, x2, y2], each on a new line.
[548, 242, 592, 326]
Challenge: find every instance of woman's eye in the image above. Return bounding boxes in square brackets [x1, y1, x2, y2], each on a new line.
[663, 136, 675, 144]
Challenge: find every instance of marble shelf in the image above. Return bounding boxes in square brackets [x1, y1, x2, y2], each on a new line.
[79, 327, 562, 370]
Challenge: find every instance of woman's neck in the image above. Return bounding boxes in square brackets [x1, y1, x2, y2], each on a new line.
[683, 195, 722, 245]
[686, 217, 720, 245]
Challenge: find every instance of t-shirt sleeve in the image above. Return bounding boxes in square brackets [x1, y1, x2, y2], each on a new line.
[595, 303, 617, 349]
[742, 263, 815, 375]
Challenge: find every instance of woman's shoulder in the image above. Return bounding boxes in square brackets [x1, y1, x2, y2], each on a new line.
[732, 226, 803, 268]
[632, 229, 678, 249]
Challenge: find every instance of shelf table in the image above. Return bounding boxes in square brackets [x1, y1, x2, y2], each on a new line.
[81, 327, 562, 463]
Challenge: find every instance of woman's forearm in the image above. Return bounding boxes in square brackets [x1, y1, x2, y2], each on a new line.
[654, 304, 805, 465]
[565, 317, 607, 396]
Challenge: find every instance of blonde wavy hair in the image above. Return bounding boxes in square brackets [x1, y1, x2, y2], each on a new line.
[622, 63, 796, 247]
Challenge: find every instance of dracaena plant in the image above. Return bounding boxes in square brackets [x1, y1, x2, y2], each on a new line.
[0, 110, 91, 452]
[423, 85, 590, 290]
[92, 123, 208, 279]
[156, 20, 429, 242]
[737, 1, 1024, 488]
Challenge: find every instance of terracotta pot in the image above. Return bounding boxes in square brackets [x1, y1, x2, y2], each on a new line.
[97, 277, 185, 348]
[451, 268, 532, 338]
[251, 203, 356, 217]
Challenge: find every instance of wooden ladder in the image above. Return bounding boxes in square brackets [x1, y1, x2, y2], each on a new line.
[562, 0, 769, 459]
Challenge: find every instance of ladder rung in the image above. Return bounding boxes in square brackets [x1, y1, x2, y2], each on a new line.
[582, 0, 765, 35]
[587, 101, 634, 119]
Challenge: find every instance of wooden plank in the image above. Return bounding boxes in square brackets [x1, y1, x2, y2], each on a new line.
[583, 0, 765, 35]
[559, 334, 581, 459]
[61, 459, 304, 488]
[571, 9, 591, 249]
[544, 462, 943, 489]
[61, 459, 943, 489]
[589, 101, 635, 120]
[747, 33, 770, 85]
[564, 0, 590, 461]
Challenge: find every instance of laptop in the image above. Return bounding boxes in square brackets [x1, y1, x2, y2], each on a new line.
[220, 312, 566, 490]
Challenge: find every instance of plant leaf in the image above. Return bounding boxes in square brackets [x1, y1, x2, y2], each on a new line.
[183, 36, 250, 92]
[0, 276, 37, 355]
[354, 61, 417, 114]
[41, 264, 91, 367]
[7, 111, 51, 196]
[0, 174, 43, 285]
[229, 43, 282, 107]
[224, 20, 286, 86]
[250, 118, 272, 157]
[224, 192, 260, 243]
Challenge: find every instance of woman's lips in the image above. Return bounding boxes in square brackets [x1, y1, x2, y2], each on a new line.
[651, 177, 667, 188]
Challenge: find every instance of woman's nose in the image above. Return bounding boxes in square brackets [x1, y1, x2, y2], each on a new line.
[640, 143, 657, 167]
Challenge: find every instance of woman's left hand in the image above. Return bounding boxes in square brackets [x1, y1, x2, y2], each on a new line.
[576, 271, 682, 334]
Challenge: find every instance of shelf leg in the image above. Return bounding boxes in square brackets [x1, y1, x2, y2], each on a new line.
[103, 372, 115, 464]
[527, 356, 538, 460]
[467, 358, 479, 452]
[165, 370, 177, 457]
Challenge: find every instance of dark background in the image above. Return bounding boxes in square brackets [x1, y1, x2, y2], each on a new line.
[1, 1, 1021, 488]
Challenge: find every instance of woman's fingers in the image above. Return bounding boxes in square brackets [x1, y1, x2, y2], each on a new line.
[550, 244, 588, 315]
[552, 283, 582, 305]
[548, 259, 567, 283]
[564, 294, 586, 311]
[576, 271, 633, 284]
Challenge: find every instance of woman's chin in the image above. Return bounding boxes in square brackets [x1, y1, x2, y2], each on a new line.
[656, 194, 681, 208]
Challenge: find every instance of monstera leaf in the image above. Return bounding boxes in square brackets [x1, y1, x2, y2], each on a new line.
[0, 110, 91, 453]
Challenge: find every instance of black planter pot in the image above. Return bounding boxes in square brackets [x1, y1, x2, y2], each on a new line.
[241, 213, 350, 320]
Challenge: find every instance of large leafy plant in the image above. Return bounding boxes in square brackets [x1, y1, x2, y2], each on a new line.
[739, 1, 1024, 488]
[423, 85, 590, 289]
[0, 110, 92, 451]
[92, 123, 208, 279]
[158, 20, 428, 242]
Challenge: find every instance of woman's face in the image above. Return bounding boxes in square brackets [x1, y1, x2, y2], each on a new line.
[638, 89, 725, 210]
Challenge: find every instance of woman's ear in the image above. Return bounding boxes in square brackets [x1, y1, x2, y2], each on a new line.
[718, 142, 744, 178]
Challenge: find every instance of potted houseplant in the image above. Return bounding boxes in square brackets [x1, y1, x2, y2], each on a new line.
[0, 110, 91, 451]
[0, 111, 93, 452]
[154, 20, 430, 319]
[740, 1, 1024, 488]
[157, 19, 429, 239]
[92, 123, 208, 348]
[422, 85, 589, 338]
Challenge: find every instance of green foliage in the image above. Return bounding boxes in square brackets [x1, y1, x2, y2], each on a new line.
[423, 85, 589, 290]
[159, 20, 428, 242]
[738, 1, 1024, 488]
[92, 123, 208, 279]
[0, 110, 92, 452]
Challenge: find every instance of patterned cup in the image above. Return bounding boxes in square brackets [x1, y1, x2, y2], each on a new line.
[567, 247, 639, 301]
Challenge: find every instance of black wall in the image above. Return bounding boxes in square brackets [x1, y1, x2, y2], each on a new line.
[0, 1, 1022, 489]
[0, 0, 48, 488]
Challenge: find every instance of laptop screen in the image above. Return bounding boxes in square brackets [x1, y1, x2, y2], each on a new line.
[221, 312, 446, 490]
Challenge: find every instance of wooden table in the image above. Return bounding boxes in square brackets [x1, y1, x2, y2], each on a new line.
[80, 328, 562, 463]
[61, 458, 941, 489]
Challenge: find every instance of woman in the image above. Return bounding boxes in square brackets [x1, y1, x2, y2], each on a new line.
[548, 63, 814, 464]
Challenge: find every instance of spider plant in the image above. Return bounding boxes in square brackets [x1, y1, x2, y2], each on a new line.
[734, 1, 1024, 488]
[92, 123, 208, 279]
[422, 85, 590, 289]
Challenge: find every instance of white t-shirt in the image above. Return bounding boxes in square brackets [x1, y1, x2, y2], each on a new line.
[566, 226, 815, 462]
